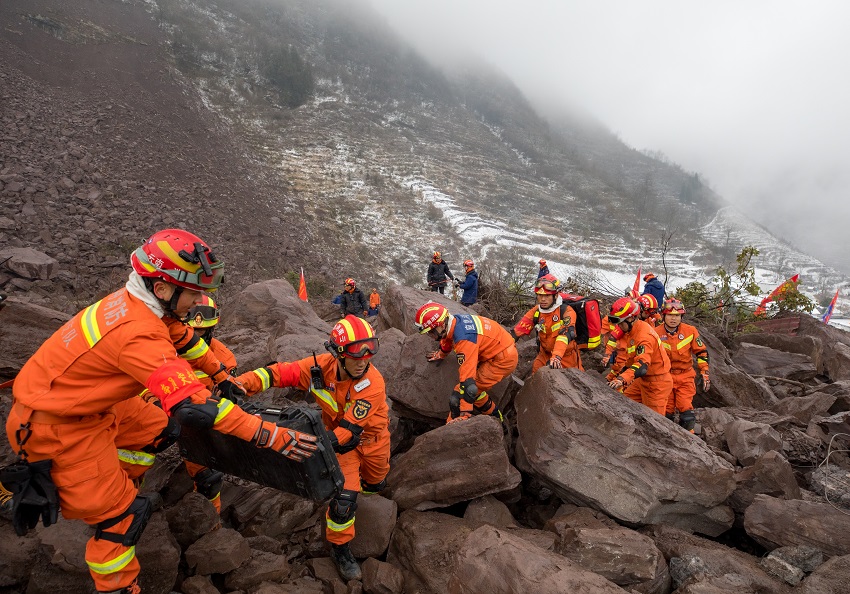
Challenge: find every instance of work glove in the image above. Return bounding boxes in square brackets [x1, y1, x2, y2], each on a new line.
[427, 349, 448, 362]
[700, 372, 711, 392]
[453, 278, 461, 286]
[608, 376, 626, 392]
[445, 412, 471, 424]
[549, 356, 563, 369]
[214, 378, 245, 404]
[252, 421, 318, 462]
[0, 459, 59, 536]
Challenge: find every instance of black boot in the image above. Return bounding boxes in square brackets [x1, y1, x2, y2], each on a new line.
[331, 543, 361, 581]
[665, 413, 676, 422]
[679, 410, 696, 433]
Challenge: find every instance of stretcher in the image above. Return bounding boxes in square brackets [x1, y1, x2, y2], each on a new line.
[178, 404, 344, 501]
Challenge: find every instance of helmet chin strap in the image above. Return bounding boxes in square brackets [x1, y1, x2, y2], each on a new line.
[341, 357, 370, 380]
[143, 277, 186, 321]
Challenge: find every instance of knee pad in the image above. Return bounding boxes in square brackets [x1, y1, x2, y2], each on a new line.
[328, 490, 358, 524]
[173, 399, 219, 429]
[193, 468, 224, 500]
[460, 378, 479, 403]
[360, 478, 387, 495]
[95, 494, 155, 546]
[679, 410, 696, 431]
[144, 416, 181, 454]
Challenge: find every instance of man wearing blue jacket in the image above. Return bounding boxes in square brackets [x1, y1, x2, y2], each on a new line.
[642, 272, 665, 304]
[456, 259, 479, 306]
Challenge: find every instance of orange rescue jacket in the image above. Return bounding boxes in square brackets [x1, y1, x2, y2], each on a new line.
[437, 314, 515, 384]
[609, 319, 671, 384]
[656, 321, 709, 375]
[514, 301, 578, 360]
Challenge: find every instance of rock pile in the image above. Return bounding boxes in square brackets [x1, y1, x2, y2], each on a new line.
[4, 281, 850, 593]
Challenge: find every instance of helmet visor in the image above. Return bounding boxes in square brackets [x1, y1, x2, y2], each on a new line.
[342, 337, 379, 359]
[608, 315, 627, 324]
[534, 279, 559, 294]
[189, 304, 219, 327]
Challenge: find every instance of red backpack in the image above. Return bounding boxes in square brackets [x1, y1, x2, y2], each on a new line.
[558, 292, 602, 350]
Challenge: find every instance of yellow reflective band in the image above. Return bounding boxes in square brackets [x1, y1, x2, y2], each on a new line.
[587, 336, 601, 349]
[551, 321, 564, 332]
[194, 370, 209, 379]
[626, 346, 636, 354]
[326, 516, 355, 532]
[311, 386, 339, 412]
[117, 449, 155, 467]
[677, 335, 694, 350]
[663, 342, 672, 350]
[613, 303, 632, 318]
[157, 241, 200, 273]
[81, 300, 104, 347]
[252, 367, 272, 391]
[214, 398, 235, 424]
[472, 316, 484, 334]
[556, 335, 570, 345]
[474, 390, 488, 403]
[697, 357, 709, 365]
[182, 339, 209, 361]
[338, 318, 358, 342]
[606, 339, 617, 348]
[86, 546, 136, 575]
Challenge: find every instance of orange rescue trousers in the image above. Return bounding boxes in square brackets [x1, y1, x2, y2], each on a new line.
[666, 369, 697, 415]
[455, 345, 518, 417]
[623, 373, 673, 415]
[325, 430, 390, 546]
[6, 398, 167, 592]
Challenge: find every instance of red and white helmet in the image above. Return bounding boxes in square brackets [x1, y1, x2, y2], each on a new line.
[539, 259, 547, 266]
[534, 274, 560, 295]
[131, 229, 223, 291]
[638, 294, 659, 312]
[415, 302, 449, 334]
[329, 315, 378, 359]
[661, 298, 686, 315]
[463, 259, 474, 269]
[344, 277, 356, 289]
[609, 297, 640, 323]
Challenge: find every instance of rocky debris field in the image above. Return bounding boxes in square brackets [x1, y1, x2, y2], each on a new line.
[4, 281, 850, 593]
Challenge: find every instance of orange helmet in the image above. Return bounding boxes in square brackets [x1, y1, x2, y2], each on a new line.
[534, 274, 560, 295]
[344, 277, 356, 288]
[188, 295, 220, 328]
[638, 294, 658, 312]
[609, 297, 640, 323]
[131, 229, 224, 291]
[463, 259, 474, 269]
[415, 302, 449, 333]
[643, 273, 656, 282]
[329, 315, 378, 359]
[433, 251, 442, 261]
[539, 259, 547, 267]
[661, 298, 686, 315]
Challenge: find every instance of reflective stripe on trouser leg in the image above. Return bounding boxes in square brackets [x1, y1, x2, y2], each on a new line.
[473, 391, 497, 415]
[85, 514, 140, 592]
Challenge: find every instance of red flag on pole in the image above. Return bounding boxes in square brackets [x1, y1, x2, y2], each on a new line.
[822, 289, 839, 324]
[754, 274, 799, 317]
[298, 268, 308, 302]
[633, 266, 642, 294]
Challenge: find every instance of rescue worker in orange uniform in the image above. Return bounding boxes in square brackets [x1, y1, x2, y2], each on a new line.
[234, 315, 388, 582]
[637, 294, 661, 325]
[4, 229, 318, 594]
[181, 295, 237, 513]
[513, 274, 583, 373]
[657, 298, 710, 432]
[415, 302, 517, 423]
[606, 297, 673, 415]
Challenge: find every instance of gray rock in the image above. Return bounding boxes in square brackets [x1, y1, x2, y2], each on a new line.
[0, 298, 69, 378]
[224, 550, 291, 591]
[773, 393, 837, 426]
[136, 511, 181, 594]
[180, 575, 220, 594]
[809, 464, 850, 509]
[166, 491, 219, 550]
[185, 528, 251, 575]
[0, 246, 58, 280]
[361, 558, 404, 594]
[734, 342, 818, 382]
[350, 493, 397, 559]
[725, 419, 783, 466]
[729, 451, 801, 521]
[760, 554, 805, 586]
[515, 368, 735, 536]
[386, 415, 521, 510]
[799, 554, 850, 594]
[379, 283, 474, 336]
[463, 495, 518, 529]
[744, 494, 850, 556]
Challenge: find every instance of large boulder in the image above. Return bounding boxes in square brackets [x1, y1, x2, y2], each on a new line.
[184, 528, 251, 575]
[734, 332, 824, 374]
[694, 330, 778, 409]
[641, 524, 791, 593]
[385, 333, 513, 422]
[733, 342, 818, 383]
[799, 554, 850, 594]
[386, 415, 521, 510]
[136, 511, 181, 594]
[0, 247, 58, 280]
[773, 392, 837, 426]
[515, 368, 735, 536]
[744, 494, 850, 555]
[555, 526, 669, 593]
[724, 419, 783, 466]
[379, 283, 474, 336]
[25, 519, 93, 594]
[0, 298, 69, 378]
[387, 510, 476, 593]
[350, 493, 397, 558]
[729, 451, 801, 520]
[446, 525, 627, 593]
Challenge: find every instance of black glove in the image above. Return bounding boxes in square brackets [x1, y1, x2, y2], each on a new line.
[0, 459, 59, 536]
[215, 378, 245, 404]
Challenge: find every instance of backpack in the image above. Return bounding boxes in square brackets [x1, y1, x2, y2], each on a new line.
[534, 292, 602, 350]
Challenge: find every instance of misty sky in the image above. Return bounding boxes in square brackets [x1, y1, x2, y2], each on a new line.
[368, 0, 850, 271]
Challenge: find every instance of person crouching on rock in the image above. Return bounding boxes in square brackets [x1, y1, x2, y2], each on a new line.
[415, 301, 516, 423]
